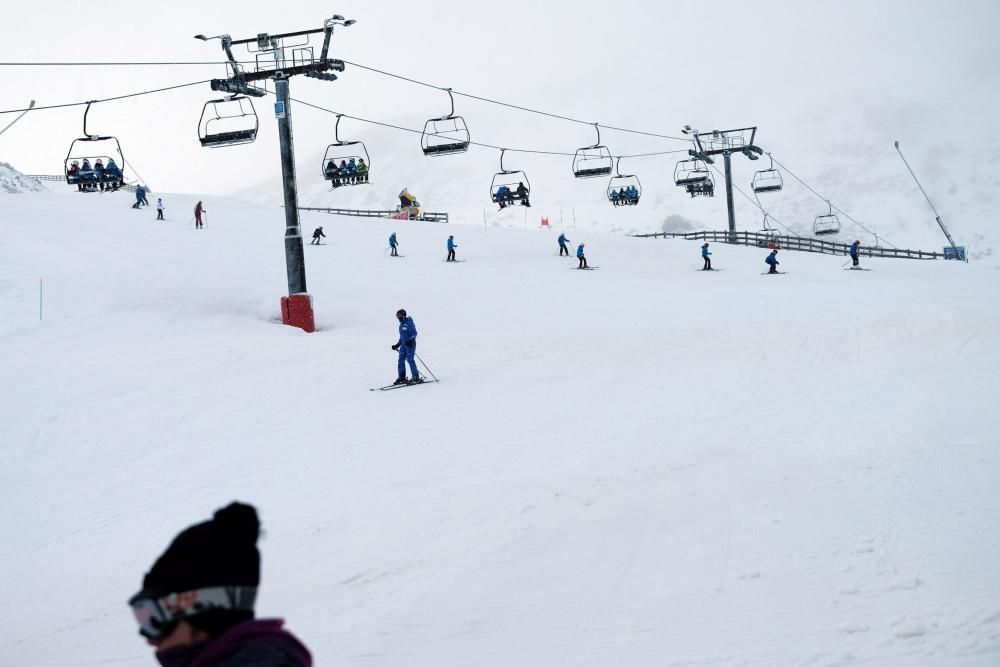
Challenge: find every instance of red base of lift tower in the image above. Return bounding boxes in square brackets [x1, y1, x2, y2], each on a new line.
[280, 293, 315, 333]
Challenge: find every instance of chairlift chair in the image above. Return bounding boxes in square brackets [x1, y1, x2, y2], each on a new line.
[322, 115, 371, 189]
[674, 159, 714, 197]
[64, 101, 126, 192]
[572, 123, 612, 178]
[813, 200, 841, 236]
[490, 149, 531, 207]
[607, 157, 641, 206]
[756, 213, 780, 247]
[198, 96, 259, 148]
[421, 88, 470, 156]
[751, 154, 783, 193]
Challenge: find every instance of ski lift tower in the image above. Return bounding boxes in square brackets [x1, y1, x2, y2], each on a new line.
[194, 14, 355, 332]
[682, 125, 763, 241]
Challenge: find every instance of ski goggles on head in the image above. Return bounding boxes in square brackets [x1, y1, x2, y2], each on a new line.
[128, 585, 257, 640]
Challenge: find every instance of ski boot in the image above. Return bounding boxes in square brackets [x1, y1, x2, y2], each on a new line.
[407, 375, 424, 385]
[392, 376, 408, 386]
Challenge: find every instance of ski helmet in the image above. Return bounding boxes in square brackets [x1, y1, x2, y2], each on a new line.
[396, 309, 407, 318]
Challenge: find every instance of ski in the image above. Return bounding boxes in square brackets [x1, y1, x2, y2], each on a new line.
[370, 379, 438, 392]
[844, 267, 871, 271]
[761, 271, 786, 275]
[573, 266, 599, 270]
[444, 259, 466, 263]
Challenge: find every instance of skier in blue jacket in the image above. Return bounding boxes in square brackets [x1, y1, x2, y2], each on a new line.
[576, 243, 588, 269]
[765, 249, 780, 274]
[558, 233, 571, 256]
[446, 235, 458, 262]
[701, 243, 712, 270]
[389, 232, 399, 257]
[391, 309, 421, 385]
[849, 239, 861, 267]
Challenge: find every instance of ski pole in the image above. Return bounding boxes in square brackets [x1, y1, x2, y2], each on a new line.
[415, 353, 439, 382]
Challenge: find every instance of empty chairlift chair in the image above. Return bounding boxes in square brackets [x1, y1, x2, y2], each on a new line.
[813, 200, 841, 236]
[572, 123, 613, 178]
[674, 159, 714, 197]
[64, 101, 126, 192]
[607, 157, 641, 206]
[751, 154, 783, 193]
[198, 96, 259, 148]
[321, 114, 371, 189]
[490, 149, 531, 208]
[421, 88, 471, 156]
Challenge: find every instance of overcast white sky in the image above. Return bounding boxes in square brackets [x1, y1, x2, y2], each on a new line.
[1, 0, 998, 200]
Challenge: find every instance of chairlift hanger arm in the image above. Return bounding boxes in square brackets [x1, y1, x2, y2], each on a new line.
[688, 149, 714, 165]
[0, 99, 34, 137]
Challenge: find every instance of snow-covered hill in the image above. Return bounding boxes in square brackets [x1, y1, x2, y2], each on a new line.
[1, 189, 999, 666]
[232, 110, 999, 264]
[0, 162, 45, 193]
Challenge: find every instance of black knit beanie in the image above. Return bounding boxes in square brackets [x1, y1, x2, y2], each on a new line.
[138, 502, 261, 636]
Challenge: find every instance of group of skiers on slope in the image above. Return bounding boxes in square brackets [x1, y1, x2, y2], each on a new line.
[557, 233, 589, 269]
[124, 185, 207, 228]
[492, 182, 530, 209]
[698, 238, 863, 273]
[67, 158, 123, 192]
[324, 157, 369, 186]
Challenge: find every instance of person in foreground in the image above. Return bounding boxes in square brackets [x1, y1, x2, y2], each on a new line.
[128, 502, 312, 667]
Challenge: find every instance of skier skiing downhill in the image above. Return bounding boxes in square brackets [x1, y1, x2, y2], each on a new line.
[765, 249, 780, 274]
[155, 198, 165, 221]
[310, 227, 325, 245]
[558, 233, 571, 257]
[391, 309, 421, 385]
[701, 243, 712, 270]
[576, 243, 588, 269]
[849, 239, 861, 267]
[446, 235, 458, 262]
[389, 232, 399, 257]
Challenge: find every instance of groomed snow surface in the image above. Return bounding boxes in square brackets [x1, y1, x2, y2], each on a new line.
[1, 188, 999, 666]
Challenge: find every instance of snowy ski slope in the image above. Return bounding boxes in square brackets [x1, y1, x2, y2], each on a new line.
[1, 186, 999, 666]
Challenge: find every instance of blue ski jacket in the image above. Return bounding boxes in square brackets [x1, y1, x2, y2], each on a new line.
[398, 316, 417, 348]
[577, 244, 585, 258]
[447, 237, 456, 250]
[702, 245, 711, 257]
[389, 233, 397, 246]
[766, 252, 778, 265]
[558, 234, 569, 246]
[850, 242, 860, 257]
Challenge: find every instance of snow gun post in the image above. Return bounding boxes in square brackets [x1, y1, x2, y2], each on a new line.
[195, 14, 354, 332]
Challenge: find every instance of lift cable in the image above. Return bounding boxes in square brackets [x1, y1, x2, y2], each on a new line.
[1, 59, 690, 142]
[290, 95, 689, 160]
[771, 157, 896, 248]
[340, 59, 690, 142]
[0, 79, 213, 114]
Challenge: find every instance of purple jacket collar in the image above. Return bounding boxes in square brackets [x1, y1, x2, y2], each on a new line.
[156, 618, 311, 667]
